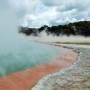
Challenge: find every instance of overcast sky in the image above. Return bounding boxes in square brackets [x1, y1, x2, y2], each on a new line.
[8, 0, 90, 27]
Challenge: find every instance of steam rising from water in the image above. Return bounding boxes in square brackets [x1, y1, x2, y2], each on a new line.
[28, 31, 90, 44]
[0, 3, 60, 76]
[0, 1, 89, 76]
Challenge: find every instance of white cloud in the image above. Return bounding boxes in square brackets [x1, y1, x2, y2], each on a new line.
[8, 0, 90, 27]
[22, 7, 59, 27]
[9, 0, 40, 12]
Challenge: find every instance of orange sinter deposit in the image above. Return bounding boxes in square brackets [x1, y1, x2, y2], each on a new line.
[0, 48, 77, 90]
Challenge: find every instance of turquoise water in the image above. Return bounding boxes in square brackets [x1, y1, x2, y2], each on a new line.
[0, 2, 60, 76]
[0, 39, 60, 76]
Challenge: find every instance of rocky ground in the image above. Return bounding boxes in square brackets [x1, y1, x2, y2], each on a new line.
[32, 48, 90, 90]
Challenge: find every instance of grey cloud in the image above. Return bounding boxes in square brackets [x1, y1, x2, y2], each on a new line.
[8, 0, 90, 27]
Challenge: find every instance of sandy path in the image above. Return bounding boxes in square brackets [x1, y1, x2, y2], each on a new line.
[0, 48, 77, 90]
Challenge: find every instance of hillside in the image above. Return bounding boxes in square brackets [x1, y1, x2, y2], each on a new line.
[19, 21, 90, 37]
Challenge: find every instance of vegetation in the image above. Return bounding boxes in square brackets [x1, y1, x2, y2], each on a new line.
[19, 21, 90, 37]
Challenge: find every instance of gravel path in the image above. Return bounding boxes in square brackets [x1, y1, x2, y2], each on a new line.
[32, 48, 90, 90]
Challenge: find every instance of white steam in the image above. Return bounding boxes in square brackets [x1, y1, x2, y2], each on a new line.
[29, 32, 90, 44]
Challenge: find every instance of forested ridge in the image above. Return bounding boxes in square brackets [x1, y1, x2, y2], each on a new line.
[19, 21, 90, 37]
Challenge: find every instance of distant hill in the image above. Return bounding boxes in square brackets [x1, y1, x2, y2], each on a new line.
[19, 21, 90, 37]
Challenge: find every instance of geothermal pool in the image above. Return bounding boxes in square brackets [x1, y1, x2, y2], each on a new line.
[0, 39, 61, 76]
[0, 1, 75, 78]
[0, 4, 60, 76]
